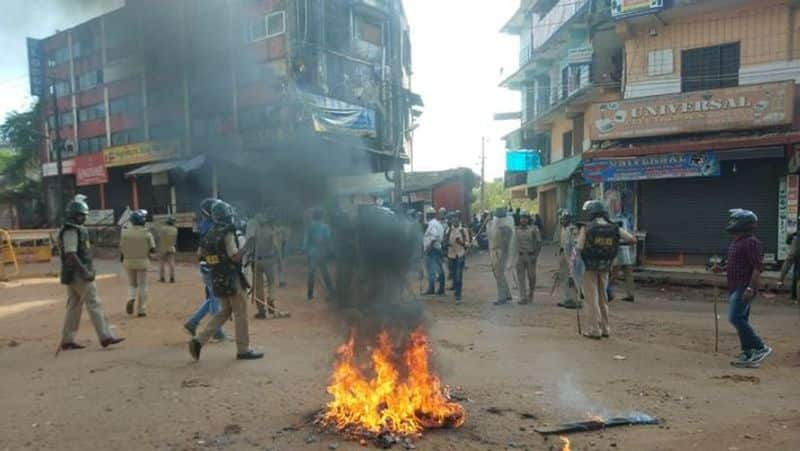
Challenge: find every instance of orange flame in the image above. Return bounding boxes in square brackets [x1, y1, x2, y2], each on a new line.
[560, 436, 571, 451]
[320, 328, 465, 436]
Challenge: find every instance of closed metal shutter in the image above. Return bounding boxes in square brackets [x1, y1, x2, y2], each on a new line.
[639, 159, 782, 255]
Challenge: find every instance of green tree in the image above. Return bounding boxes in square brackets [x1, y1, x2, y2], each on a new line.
[471, 179, 511, 213]
[0, 104, 44, 223]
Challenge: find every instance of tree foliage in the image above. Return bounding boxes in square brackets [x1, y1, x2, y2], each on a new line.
[471, 179, 511, 214]
[0, 104, 42, 202]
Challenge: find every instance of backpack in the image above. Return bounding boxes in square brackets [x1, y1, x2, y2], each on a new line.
[581, 221, 621, 272]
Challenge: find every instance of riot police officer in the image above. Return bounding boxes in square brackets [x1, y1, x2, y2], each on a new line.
[120, 209, 156, 317]
[489, 207, 515, 305]
[189, 200, 263, 361]
[157, 216, 178, 283]
[515, 210, 542, 305]
[58, 197, 124, 350]
[576, 200, 636, 339]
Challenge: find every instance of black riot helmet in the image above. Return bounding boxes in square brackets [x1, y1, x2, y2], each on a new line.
[211, 201, 235, 225]
[65, 198, 90, 224]
[726, 209, 758, 234]
[582, 200, 609, 220]
[130, 209, 148, 226]
[199, 198, 219, 220]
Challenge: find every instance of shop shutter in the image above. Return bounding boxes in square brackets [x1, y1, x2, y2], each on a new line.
[639, 159, 781, 256]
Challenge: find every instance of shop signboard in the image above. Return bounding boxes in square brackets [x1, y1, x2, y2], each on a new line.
[103, 141, 179, 168]
[41, 159, 76, 177]
[611, 0, 666, 19]
[86, 209, 115, 226]
[779, 175, 799, 260]
[74, 153, 108, 186]
[567, 46, 594, 65]
[587, 81, 794, 141]
[583, 151, 719, 183]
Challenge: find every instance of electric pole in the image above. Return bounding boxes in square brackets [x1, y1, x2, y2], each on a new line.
[480, 136, 486, 212]
[51, 82, 65, 225]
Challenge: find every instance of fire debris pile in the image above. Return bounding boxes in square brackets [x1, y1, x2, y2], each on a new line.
[535, 412, 660, 435]
[315, 328, 465, 447]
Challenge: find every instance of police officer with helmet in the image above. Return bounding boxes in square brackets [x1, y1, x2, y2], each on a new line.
[58, 196, 125, 350]
[120, 209, 156, 317]
[189, 200, 263, 361]
[576, 200, 636, 339]
[515, 209, 542, 305]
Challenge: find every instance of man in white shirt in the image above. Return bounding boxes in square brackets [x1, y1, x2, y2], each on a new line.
[423, 206, 445, 296]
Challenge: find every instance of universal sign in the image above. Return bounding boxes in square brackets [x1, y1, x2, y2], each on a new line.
[587, 81, 794, 141]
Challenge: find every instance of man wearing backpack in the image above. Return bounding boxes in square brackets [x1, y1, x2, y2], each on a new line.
[576, 200, 636, 339]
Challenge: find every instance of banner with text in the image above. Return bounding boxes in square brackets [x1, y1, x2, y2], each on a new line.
[75, 153, 108, 186]
[103, 141, 179, 168]
[583, 151, 720, 183]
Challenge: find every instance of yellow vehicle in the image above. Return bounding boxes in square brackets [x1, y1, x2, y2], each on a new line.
[0, 229, 55, 279]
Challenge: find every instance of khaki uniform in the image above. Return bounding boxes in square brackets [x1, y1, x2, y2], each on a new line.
[60, 227, 113, 343]
[515, 224, 541, 303]
[251, 222, 278, 315]
[489, 219, 513, 302]
[157, 224, 178, 281]
[275, 225, 290, 286]
[576, 219, 636, 337]
[197, 230, 250, 353]
[120, 225, 156, 315]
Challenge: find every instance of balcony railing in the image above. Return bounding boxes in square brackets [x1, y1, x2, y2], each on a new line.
[524, 61, 595, 123]
[532, 0, 589, 50]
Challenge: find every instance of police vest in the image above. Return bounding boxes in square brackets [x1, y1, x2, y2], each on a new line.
[158, 225, 178, 254]
[59, 223, 93, 285]
[121, 226, 152, 270]
[202, 225, 241, 296]
[516, 226, 540, 254]
[581, 220, 621, 272]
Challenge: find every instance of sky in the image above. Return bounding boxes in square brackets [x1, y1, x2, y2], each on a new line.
[0, 0, 521, 181]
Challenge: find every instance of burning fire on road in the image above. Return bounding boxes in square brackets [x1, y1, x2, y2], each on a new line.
[316, 327, 465, 445]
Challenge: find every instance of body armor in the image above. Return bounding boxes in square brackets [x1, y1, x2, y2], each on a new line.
[120, 226, 152, 270]
[59, 223, 93, 285]
[581, 220, 621, 272]
[202, 224, 241, 296]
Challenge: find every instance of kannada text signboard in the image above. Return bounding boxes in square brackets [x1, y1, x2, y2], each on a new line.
[74, 153, 108, 186]
[103, 141, 179, 168]
[583, 151, 720, 183]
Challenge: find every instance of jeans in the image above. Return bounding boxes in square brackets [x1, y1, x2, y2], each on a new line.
[450, 256, 465, 298]
[187, 266, 224, 337]
[307, 254, 334, 299]
[728, 289, 765, 352]
[425, 248, 445, 292]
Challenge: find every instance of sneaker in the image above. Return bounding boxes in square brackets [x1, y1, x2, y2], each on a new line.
[748, 346, 773, 365]
[125, 299, 135, 315]
[137, 313, 147, 318]
[236, 350, 264, 360]
[189, 339, 202, 361]
[183, 322, 197, 336]
[730, 350, 753, 367]
[558, 300, 579, 309]
[492, 298, 511, 306]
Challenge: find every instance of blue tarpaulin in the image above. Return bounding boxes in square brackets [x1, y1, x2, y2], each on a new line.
[506, 150, 541, 172]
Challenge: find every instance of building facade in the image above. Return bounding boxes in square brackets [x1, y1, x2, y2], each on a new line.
[34, 0, 419, 231]
[501, 0, 622, 240]
[503, 0, 800, 263]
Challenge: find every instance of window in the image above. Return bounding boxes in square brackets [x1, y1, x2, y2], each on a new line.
[72, 38, 98, 59]
[75, 70, 103, 91]
[648, 49, 674, 77]
[51, 80, 71, 97]
[561, 66, 569, 100]
[681, 42, 740, 92]
[48, 112, 74, 129]
[49, 47, 70, 66]
[149, 122, 180, 140]
[354, 14, 383, 46]
[78, 135, 105, 154]
[248, 10, 286, 42]
[563, 130, 574, 159]
[78, 103, 105, 122]
[111, 129, 142, 146]
[109, 95, 141, 116]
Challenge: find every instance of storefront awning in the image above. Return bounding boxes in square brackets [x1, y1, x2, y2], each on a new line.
[125, 155, 205, 178]
[527, 155, 582, 188]
[329, 172, 394, 197]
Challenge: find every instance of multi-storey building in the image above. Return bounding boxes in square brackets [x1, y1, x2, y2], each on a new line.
[504, 0, 800, 263]
[500, 0, 622, 239]
[584, 0, 800, 264]
[34, 0, 419, 231]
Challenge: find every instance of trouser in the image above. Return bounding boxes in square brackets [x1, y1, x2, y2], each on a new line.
[61, 278, 113, 344]
[425, 248, 445, 292]
[187, 266, 224, 337]
[728, 289, 766, 352]
[254, 259, 277, 314]
[491, 253, 512, 301]
[582, 270, 610, 337]
[613, 264, 635, 298]
[445, 250, 454, 281]
[159, 252, 175, 281]
[196, 289, 250, 354]
[125, 268, 149, 315]
[558, 255, 577, 304]
[516, 255, 538, 303]
[276, 243, 287, 285]
[307, 255, 334, 299]
[449, 256, 465, 298]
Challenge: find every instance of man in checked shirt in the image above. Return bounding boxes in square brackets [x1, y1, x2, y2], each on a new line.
[714, 209, 773, 368]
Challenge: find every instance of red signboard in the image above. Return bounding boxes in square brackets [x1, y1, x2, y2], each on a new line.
[75, 152, 108, 186]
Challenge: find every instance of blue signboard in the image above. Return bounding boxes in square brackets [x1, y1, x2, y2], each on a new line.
[583, 151, 720, 183]
[506, 150, 541, 172]
[27, 38, 45, 97]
